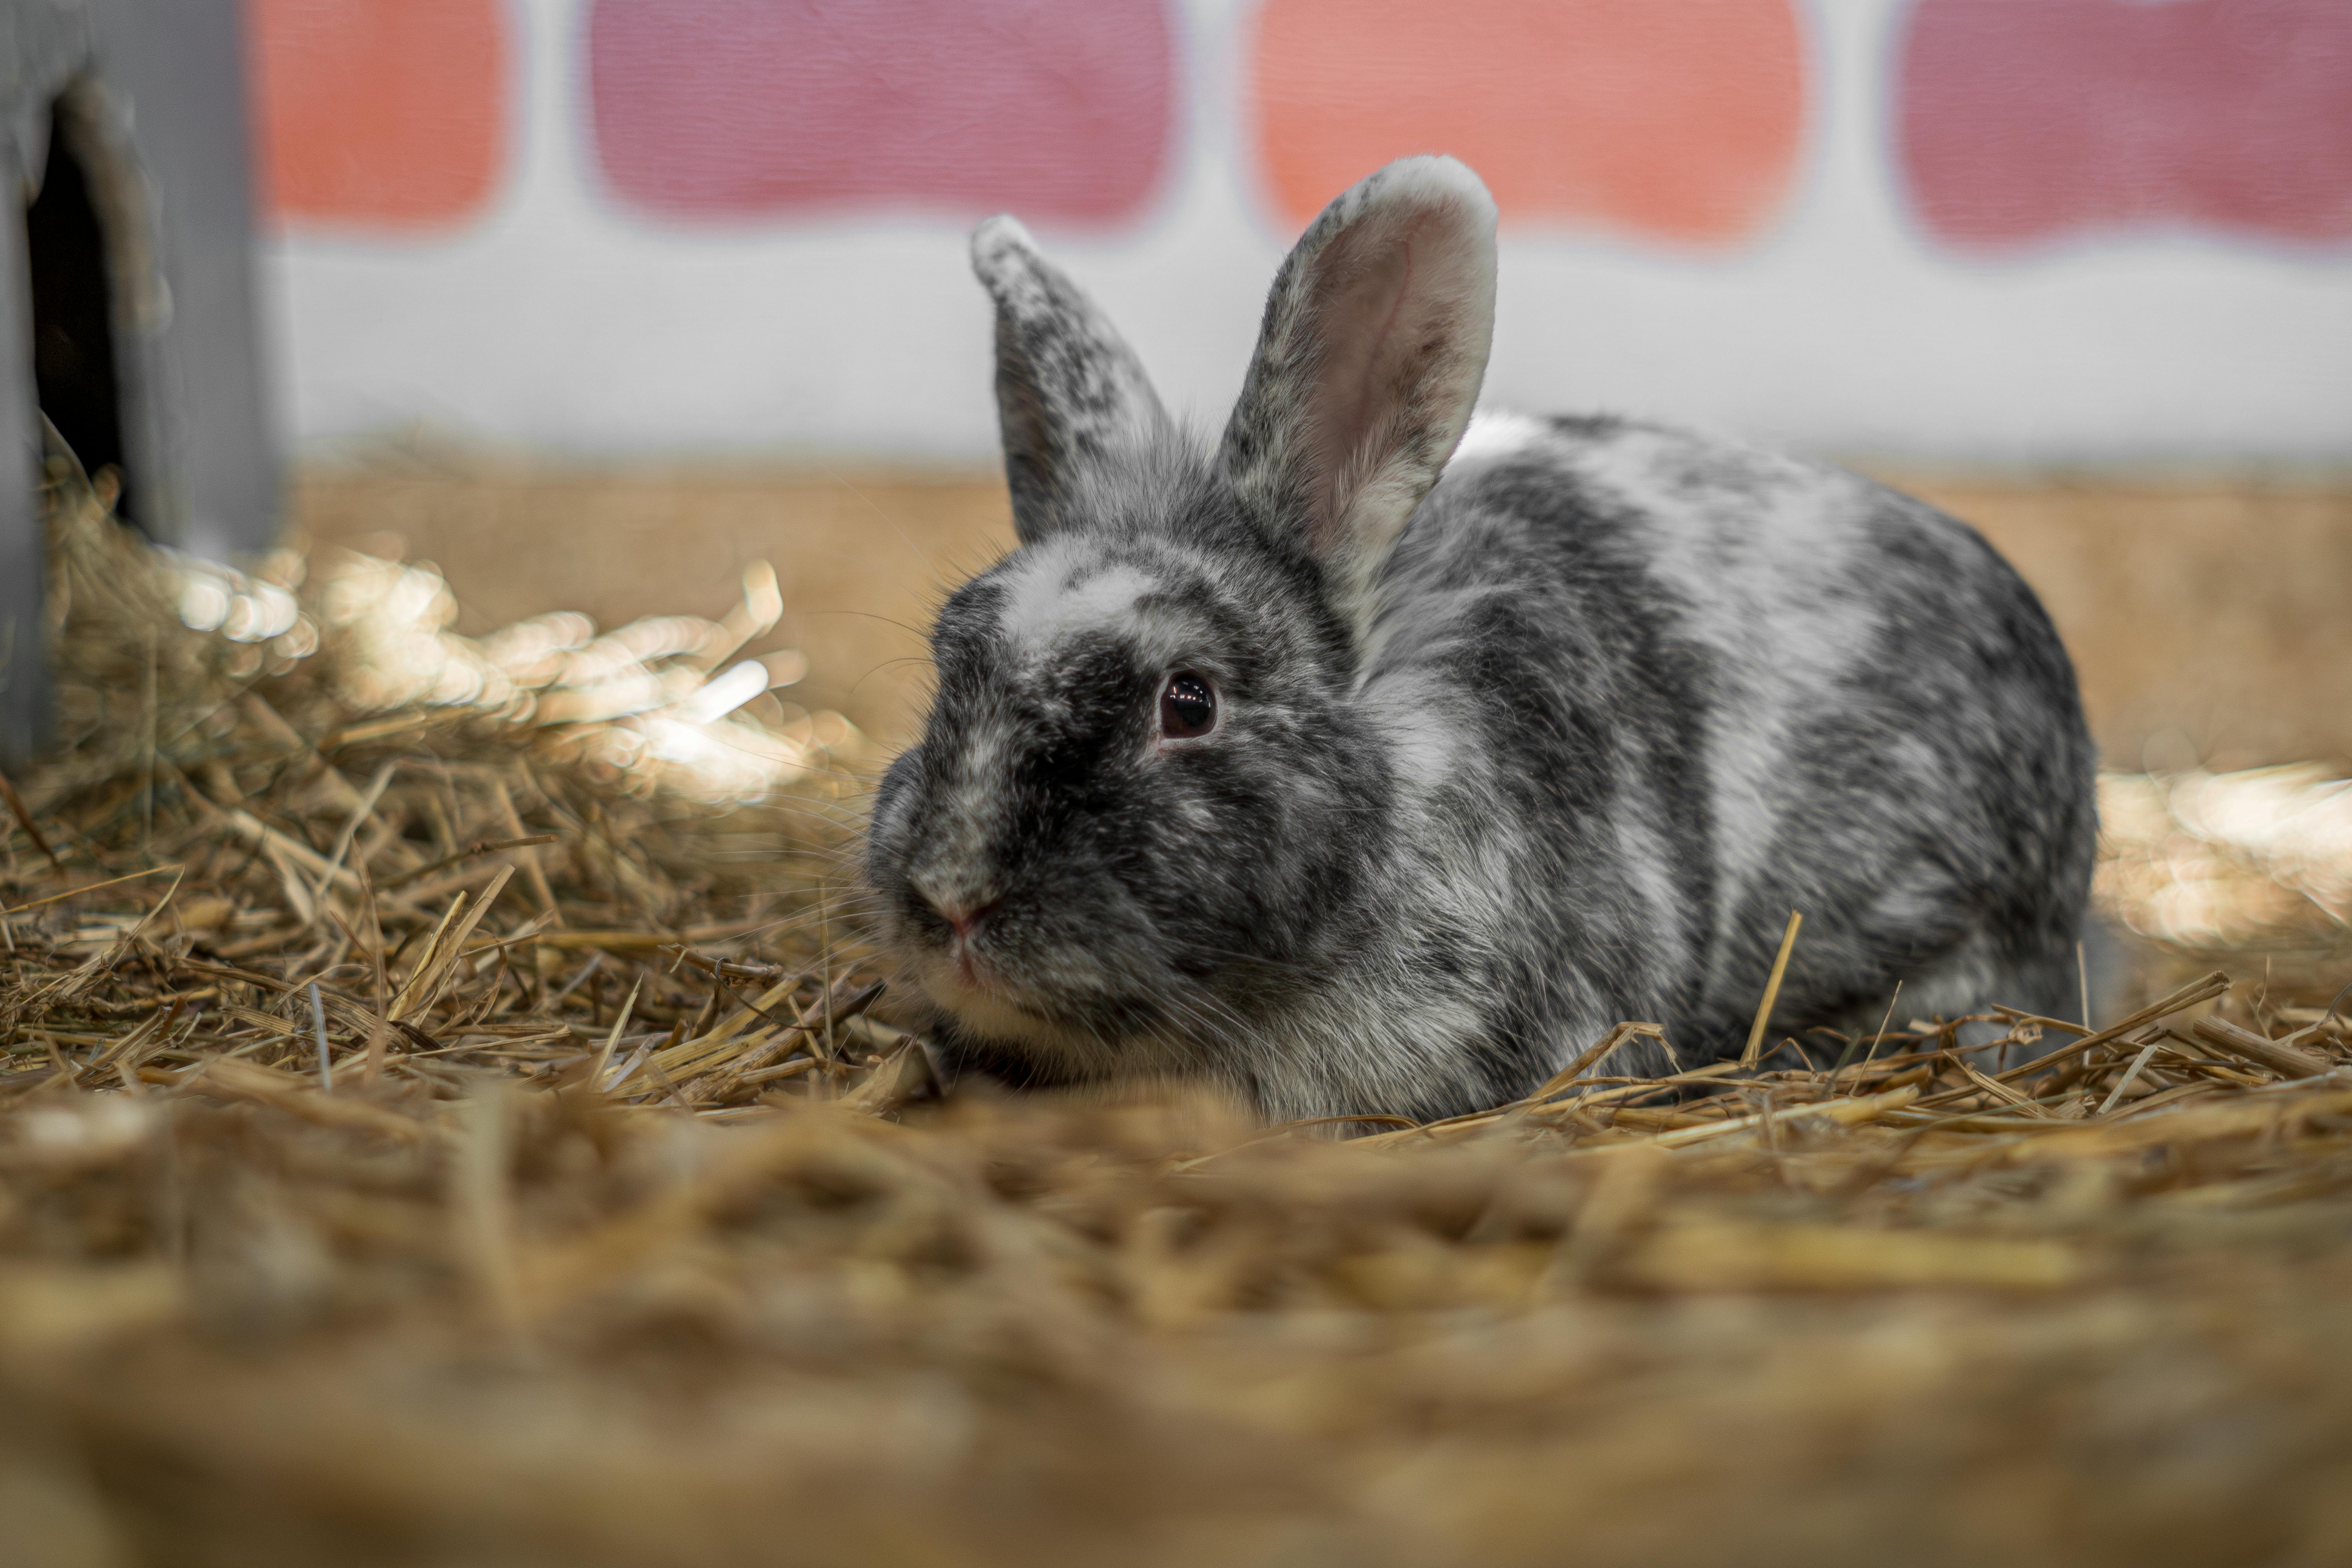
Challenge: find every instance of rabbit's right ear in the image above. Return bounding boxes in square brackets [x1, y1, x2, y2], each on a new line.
[972, 217, 1169, 545]
[1218, 158, 1497, 644]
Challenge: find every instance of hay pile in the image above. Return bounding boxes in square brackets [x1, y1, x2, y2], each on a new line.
[7, 474, 2352, 1566]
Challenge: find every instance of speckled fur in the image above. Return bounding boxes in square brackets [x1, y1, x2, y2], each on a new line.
[865, 159, 2097, 1123]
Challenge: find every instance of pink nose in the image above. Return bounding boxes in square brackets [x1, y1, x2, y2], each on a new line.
[930, 897, 996, 940]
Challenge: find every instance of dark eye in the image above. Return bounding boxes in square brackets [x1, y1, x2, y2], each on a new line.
[1158, 671, 1217, 739]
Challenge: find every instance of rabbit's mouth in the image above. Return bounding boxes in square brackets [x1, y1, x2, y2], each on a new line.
[934, 952, 1007, 1006]
[921, 966, 1104, 1065]
[910, 945, 1165, 1077]
[915, 943, 1036, 1022]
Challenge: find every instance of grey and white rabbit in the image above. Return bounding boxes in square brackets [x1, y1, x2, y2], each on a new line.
[864, 156, 2097, 1123]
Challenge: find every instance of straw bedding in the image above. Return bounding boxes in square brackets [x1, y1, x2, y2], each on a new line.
[5, 473, 2352, 1566]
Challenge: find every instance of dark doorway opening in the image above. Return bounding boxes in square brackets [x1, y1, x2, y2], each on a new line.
[25, 96, 136, 526]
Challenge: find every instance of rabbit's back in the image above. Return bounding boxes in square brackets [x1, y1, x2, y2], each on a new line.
[1369, 413, 2098, 1068]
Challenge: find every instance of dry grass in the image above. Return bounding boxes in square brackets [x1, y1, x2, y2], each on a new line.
[7, 472, 2352, 1566]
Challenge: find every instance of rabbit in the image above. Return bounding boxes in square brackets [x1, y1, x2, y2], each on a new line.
[862, 156, 2099, 1125]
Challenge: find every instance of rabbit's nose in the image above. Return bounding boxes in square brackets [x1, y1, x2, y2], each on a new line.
[931, 897, 998, 940]
[911, 874, 998, 939]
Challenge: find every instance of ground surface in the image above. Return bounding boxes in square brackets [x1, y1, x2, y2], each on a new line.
[4, 468, 2349, 1565]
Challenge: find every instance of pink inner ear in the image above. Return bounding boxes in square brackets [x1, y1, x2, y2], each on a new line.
[1300, 219, 1417, 547]
[1294, 203, 1485, 557]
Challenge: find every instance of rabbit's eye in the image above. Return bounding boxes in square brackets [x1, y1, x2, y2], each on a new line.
[1158, 672, 1217, 739]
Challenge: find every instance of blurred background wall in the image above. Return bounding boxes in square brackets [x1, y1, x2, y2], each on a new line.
[243, 0, 2352, 758]
[254, 0, 2352, 464]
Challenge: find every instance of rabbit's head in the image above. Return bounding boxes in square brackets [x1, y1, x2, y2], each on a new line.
[866, 158, 1498, 1092]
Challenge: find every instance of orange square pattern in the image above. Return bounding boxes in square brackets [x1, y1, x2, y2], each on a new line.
[248, 0, 511, 230]
[1249, 0, 1806, 245]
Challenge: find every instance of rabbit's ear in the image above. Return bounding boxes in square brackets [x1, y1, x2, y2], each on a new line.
[1218, 157, 1497, 639]
[972, 217, 1169, 545]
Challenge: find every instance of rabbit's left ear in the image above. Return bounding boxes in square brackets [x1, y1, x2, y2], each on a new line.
[1219, 157, 1497, 641]
[972, 217, 1170, 545]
